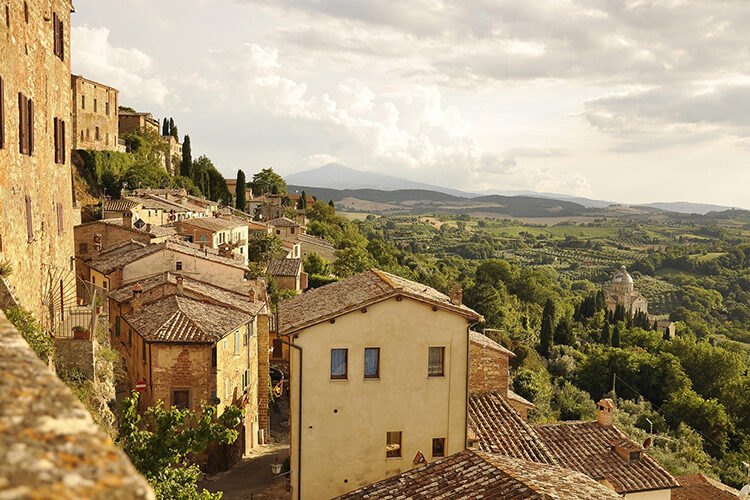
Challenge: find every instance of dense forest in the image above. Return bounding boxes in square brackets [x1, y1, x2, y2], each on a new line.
[292, 201, 750, 488]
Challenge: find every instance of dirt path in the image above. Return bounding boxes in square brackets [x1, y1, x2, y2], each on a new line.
[198, 444, 290, 500]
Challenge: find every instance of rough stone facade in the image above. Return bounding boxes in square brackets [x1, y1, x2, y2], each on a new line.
[118, 110, 159, 136]
[70, 74, 122, 151]
[73, 220, 152, 260]
[54, 336, 95, 379]
[0, 310, 154, 499]
[256, 313, 270, 444]
[469, 334, 510, 395]
[0, 0, 76, 324]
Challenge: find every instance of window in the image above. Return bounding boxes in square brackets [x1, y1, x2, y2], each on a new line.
[272, 338, 283, 359]
[24, 195, 32, 243]
[23, 1, 27, 22]
[18, 93, 33, 155]
[115, 316, 120, 337]
[80, 130, 83, 141]
[290, 227, 295, 234]
[81, 95, 85, 110]
[172, 390, 189, 409]
[234, 331, 239, 354]
[199, 235, 207, 245]
[5, 5, 9, 29]
[142, 339, 147, 363]
[242, 369, 250, 389]
[364, 347, 380, 379]
[223, 338, 228, 351]
[330, 348, 347, 380]
[53, 12, 64, 61]
[243, 325, 248, 346]
[0, 76, 4, 150]
[93, 98, 97, 113]
[428, 347, 444, 377]
[432, 438, 445, 458]
[211, 345, 217, 367]
[386, 431, 402, 458]
[175, 261, 182, 271]
[105, 101, 110, 116]
[95, 126, 100, 141]
[53, 118, 65, 164]
[79, 242, 88, 253]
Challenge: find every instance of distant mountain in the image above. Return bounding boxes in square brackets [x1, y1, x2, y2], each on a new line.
[639, 202, 737, 215]
[285, 163, 476, 198]
[475, 189, 612, 208]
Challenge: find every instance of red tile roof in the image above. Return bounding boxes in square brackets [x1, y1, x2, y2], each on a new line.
[533, 420, 680, 494]
[673, 474, 740, 500]
[123, 294, 250, 343]
[278, 269, 482, 334]
[468, 392, 555, 464]
[266, 258, 302, 277]
[334, 450, 621, 499]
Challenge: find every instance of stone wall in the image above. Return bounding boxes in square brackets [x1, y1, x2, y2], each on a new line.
[0, 310, 154, 498]
[0, 0, 76, 323]
[54, 336, 95, 379]
[74, 220, 152, 260]
[70, 75, 120, 151]
[469, 337, 510, 395]
[257, 313, 270, 444]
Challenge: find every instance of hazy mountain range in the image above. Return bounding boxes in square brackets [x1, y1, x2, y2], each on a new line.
[285, 164, 736, 215]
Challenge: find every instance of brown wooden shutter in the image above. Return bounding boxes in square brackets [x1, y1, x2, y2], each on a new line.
[25, 195, 33, 243]
[53, 117, 59, 163]
[0, 76, 4, 149]
[58, 16, 65, 61]
[18, 93, 27, 155]
[61, 120, 66, 164]
[57, 202, 63, 235]
[27, 98, 33, 155]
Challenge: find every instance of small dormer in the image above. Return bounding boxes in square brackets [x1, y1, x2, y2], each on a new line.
[611, 437, 643, 463]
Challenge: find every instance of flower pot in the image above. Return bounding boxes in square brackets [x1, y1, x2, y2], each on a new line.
[271, 463, 282, 475]
[95, 306, 103, 314]
[73, 329, 90, 340]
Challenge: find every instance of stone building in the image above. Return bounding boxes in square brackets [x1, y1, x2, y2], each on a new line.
[70, 75, 122, 151]
[161, 134, 182, 175]
[118, 109, 159, 136]
[0, 0, 76, 327]
[176, 216, 249, 264]
[605, 265, 648, 315]
[74, 219, 175, 260]
[107, 273, 271, 460]
[266, 257, 305, 292]
[278, 269, 482, 499]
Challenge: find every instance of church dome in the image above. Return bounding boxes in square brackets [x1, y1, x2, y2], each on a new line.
[612, 265, 633, 284]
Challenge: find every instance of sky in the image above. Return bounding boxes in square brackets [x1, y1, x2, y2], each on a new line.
[70, 0, 750, 208]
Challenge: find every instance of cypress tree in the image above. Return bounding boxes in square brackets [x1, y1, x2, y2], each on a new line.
[328, 200, 335, 209]
[162, 118, 169, 136]
[300, 190, 307, 210]
[538, 298, 555, 357]
[600, 322, 611, 345]
[235, 169, 247, 212]
[169, 118, 177, 139]
[653, 319, 659, 331]
[180, 135, 192, 178]
[612, 324, 621, 348]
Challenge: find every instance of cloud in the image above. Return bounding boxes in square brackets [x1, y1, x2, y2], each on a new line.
[305, 153, 340, 166]
[71, 25, 171, 106]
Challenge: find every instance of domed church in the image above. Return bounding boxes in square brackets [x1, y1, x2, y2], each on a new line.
[604, 266, 648, 315]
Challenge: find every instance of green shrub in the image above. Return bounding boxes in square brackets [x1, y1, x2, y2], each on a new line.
[5, 306, 54, 363]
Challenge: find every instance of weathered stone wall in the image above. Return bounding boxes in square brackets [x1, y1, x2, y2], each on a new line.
[0, 0, 76, 323]
[150, 342, 213, 412]
[469, 338, 510, 395]
[70, 75, 120, 151]
[0, 276, 20, 310]
[74, 221, 151, 260]
[257, 313, 270, 444]
[0, 310, 154, 498]
[54, 336, 95, 379]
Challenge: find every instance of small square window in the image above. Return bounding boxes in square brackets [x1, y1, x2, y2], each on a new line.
[330, 348, 347, 380]
[364, 347, 380, 379]
[386, 431, 402, 458]
[432, 437, 445, 458]
[175, 261, 182, 271]
[79, 242, 88, 253]
[173, 389, 189, 409]
[428, 347, 445, 377]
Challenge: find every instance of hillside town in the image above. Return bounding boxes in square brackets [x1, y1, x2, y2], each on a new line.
[2, 1, 750, 499]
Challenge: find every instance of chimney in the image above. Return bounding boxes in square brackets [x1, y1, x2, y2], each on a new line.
[176, 275, 184, 296]
[123, 210, 133, 228]
[449, 285, 463, 306]
[132, 284, 144, 313]
[597, 398, 616, 427]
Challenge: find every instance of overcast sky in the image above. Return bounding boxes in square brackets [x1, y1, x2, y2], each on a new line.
[71, 0, 750, 207]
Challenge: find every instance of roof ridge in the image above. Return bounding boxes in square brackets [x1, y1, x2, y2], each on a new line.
[371, 268, 401, 292]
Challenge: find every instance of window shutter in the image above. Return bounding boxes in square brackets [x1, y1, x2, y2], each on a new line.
[18, 93, 26, 154]
[53, 117, 59, 163]
[59, 17, 64, 61]
[27, 98, 33, 155]
[25, 195, 33, 243]
[56, 202, 63, 234]
[61, 120, 65, 164]
[52, 12, 58, 56]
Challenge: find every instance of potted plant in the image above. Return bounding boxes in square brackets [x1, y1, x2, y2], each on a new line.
[94, 295, 104, 314]
[72, 325, 90, 340]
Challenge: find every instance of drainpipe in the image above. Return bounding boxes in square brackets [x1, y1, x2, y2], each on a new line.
[278, 335, 302, 499]
[465, 319, 480, 450]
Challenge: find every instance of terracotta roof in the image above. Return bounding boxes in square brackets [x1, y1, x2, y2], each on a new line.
[468, 392, 555, 464]
[123, 295, 250, 343]
[469, 330, 516, 357]
[179, 216, 246, 232]
[673, 474, 740, 500]
[533, 420, 680, 494]
[76, 219, 176, 239]
[267, 258, 302, 277]
[335, 450, 621, 500]
[267, 216, 301, 227]
[103, 198, 141, 212]
[109, 272, 265, 316]
[88, 239, 247, 274]
[297, 232, 334, 249]
[278, 269, 482, 334]
[248, 221, 268, 231]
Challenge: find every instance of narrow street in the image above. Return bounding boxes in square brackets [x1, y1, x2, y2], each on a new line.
[199, 444, 290, 499]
